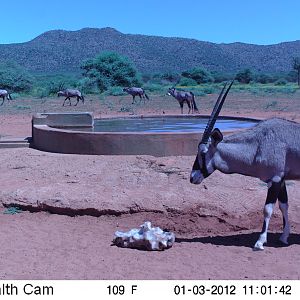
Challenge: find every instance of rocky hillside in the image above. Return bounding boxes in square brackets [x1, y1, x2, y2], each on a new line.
[0, 27, 299, 74]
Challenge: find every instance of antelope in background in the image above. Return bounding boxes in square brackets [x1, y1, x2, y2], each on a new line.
[123, 87, 149, 104]
[57, 89, 85, 106]
[0, 89, 12, 105]
[167, 87, 199, 114]
[190, 80, 298, 250]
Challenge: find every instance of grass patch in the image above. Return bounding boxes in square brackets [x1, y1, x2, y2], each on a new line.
[13, 105, 31, 110]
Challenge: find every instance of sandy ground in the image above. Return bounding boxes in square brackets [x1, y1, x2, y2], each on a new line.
[1, 92, 300, 280]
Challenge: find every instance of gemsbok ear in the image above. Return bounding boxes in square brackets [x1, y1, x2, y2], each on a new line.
[210, 128, 223, 146]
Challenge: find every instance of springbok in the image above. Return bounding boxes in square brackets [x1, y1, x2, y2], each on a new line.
[0, 89, 12, 105]
[190, 80, 298, 250]
[123, 87, 149, 104]
[57, 89, 85, 106]
[167, 87, 199, 114]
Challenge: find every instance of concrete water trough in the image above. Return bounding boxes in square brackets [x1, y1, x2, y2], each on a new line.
[32, 112, 259, 156]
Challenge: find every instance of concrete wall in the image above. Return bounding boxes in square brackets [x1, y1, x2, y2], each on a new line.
[32, 113, 258, 157]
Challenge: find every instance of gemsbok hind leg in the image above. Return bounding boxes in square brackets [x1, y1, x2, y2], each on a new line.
[187, 101, 191, 114]
[278, 181, 290, 245]
[254, 181, 281, 250]
[74, 96, 80, 106]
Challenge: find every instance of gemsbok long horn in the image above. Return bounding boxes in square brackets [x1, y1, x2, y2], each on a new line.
[200, 80, 234, 145]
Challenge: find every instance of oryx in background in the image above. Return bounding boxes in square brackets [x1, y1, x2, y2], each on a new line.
[190, 80, 298, 250]
[123, 87, 149, 104]
[0, 89, 12, 105]
[167, 87, 199, 114]
[57, 89, 85, 106]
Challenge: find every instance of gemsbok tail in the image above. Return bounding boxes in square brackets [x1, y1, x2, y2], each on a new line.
[81, 95, 85, 104]
[144, 93, 149, 100]
[8, 93, 12, 100]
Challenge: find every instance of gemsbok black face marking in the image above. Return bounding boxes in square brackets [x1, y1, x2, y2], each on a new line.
[190, 80, 299, 250]
[0, 89, 12, 105]
[57, 89, 84, 106]
[167, 87, 199, 114]
[123, 87, 149, 104]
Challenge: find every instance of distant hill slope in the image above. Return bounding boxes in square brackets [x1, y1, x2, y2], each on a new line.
[0, 27, 300, 74]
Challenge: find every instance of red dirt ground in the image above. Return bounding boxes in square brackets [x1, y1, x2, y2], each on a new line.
[1, 93, 300, 280]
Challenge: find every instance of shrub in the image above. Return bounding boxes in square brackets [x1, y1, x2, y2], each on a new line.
[178, 77, 198, 86]
[274, 78, 288, 86]
[105, 86, 126, 96]
[235, 69, 253, 84]
[0, 61, 34, 92]
[211, 72, 233, 83]
[142, 83, 164, 92]
[181, 67, 214, 84]
[81, 51, 141, 92]
[255, 73, 274, 84]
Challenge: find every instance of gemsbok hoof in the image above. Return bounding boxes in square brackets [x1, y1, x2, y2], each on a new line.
[279, 235, 289, 245]
[253, 241, 265, 251]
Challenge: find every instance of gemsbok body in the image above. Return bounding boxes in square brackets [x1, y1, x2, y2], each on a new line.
[0, 89, 12, 105]
[167, 87, 198, 114]
[123, 87, 149, 104]
[57, 89, 84, 106]
[190, 81, 299, 250]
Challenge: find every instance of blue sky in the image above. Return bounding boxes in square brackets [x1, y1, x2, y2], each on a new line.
[1, 0, 299, 45]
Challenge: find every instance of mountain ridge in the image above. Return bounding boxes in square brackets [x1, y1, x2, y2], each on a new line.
[0, 27, 299, 74]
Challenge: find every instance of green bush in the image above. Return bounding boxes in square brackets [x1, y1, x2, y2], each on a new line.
[0, 61, 34, 92]
[211, 72, 233, 83]
[181, 67, 214, 84]
[81, 51, 141, 92]
[255, 73, 274, 84]
[178, 77, 198, 86]
[31, 87, 49, 98]
[274, 78, 288, 85]
[142, 83, 164, 92]
[105, 86, 126, 96]
[235, 69, 253, 84]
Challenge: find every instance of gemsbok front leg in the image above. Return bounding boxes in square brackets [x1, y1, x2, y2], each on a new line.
[254, 181, 281, 250]
[74, 96, 80, 106]
[179, 102, 184, 114]
[63, 97, 68, 106]
[278, 181, 290, 245]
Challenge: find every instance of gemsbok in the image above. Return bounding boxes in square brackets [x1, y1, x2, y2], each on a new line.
[123, 87, 149, 104]
[167, 87, 199, 114]
[57, 89, 85, 106]
[190, 80, 298, 250]
[0, 89, 12, 105]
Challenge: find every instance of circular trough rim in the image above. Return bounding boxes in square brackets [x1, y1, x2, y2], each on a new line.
[49, 114, 260, 135]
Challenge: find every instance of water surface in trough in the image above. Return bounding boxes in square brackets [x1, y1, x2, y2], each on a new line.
[89, 117, 258, 133]
[62, 117, 258, 133]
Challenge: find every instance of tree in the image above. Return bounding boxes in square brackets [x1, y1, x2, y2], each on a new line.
[181, 67, 214, 84]
[292, 57, 300, 86]
[0, 61, 34, 92]
[235, 68, 253, 84]
[81, 52, 141, 92]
